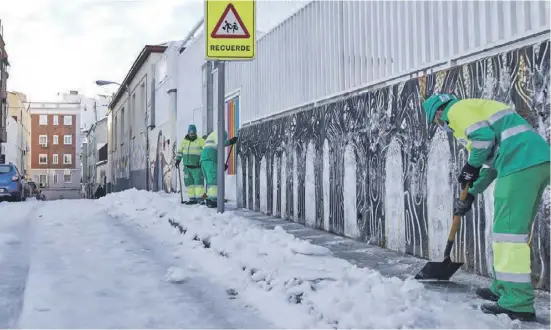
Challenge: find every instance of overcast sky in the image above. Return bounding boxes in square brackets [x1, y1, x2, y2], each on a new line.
[0, 0, 309, 101]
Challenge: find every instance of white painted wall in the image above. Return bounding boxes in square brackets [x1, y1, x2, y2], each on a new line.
[3, 116, 20, 168]
[426, 130, 453, 260]
[344, 144, 360, 239]
[304, 142, 315, 227]
[384, 138, 406, 253]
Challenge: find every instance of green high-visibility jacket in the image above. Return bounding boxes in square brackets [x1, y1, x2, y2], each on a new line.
[176, 135, 205, 167]
[442, 98, 550, 194]
[200, 131, 230, 163]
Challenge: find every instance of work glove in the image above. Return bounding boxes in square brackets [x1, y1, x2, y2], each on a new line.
[229, 137, 238, 145]
[175, 159, 181, 167]
[453, 193, 475, 216]
[225, 164, 228, 171]
[458, 163, 480, 188]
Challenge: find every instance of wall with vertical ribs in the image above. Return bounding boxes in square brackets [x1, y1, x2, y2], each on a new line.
[225, 0, 551, 125]
[235, 39, 551, 290]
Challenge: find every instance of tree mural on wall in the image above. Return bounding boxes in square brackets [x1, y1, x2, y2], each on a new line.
[237, 41, 550, 289]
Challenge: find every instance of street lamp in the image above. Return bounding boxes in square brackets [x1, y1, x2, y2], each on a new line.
[95, 80, 121, 86]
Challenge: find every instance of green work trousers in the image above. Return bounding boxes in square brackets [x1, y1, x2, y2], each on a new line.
[183, 166, 204, 201]
[489, 161, 550, 313]
[201, 160, 217, 201]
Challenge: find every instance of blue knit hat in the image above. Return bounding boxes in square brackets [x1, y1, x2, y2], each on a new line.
[188, 124, 197, 134]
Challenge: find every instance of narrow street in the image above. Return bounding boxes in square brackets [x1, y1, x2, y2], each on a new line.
[0, 199, 271, 328]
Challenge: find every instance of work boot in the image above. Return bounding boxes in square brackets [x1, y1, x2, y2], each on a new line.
[476, 288, 499, 302]
[481, 303, 536, 322]
[185, 199, 198, 205]
[206, 199, 217, 208]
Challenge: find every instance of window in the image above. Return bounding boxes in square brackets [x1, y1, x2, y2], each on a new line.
[64, 115, 72, 126]
[64, 173, 71, 183]
[52, 154, 58, 164]
[140, 83, 146, 126]
[130, 94, 136, 138]
[113, 115, 117, 146]
[39, 154, 47, 164]
[63, 154, 72, 164]
[53, 115, 59, 125]
[53, 174, 58, 184]
[0, 165, 11, 174]
[53, 135, 59, 145]
[64, 135, 72, 145]
[39, 135, 47, 145]
[39, 174, 47, 184]
[39, 115, 47, 125]
[120, 108, 125, 144]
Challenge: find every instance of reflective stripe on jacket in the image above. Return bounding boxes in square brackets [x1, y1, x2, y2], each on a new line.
[443, 98, 550, 176]
[200, 131, 231, 163]
[176, 136, 205, 166]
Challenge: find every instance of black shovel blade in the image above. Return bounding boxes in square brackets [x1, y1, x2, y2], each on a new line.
[414, 260, 464, 281]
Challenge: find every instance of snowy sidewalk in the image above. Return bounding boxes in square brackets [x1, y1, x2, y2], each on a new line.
[97, 189, 549, 329]
[233, 208, 551, 329]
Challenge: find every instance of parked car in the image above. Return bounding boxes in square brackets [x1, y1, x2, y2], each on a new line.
[0, 163, 28, 202]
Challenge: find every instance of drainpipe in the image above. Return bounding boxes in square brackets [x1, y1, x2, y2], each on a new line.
[178, 18, 204, 54]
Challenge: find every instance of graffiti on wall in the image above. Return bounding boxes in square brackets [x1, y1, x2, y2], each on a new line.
[226, 95, 240, 175]
[149, 130, 177, 193]
[237, 41, 550, 289]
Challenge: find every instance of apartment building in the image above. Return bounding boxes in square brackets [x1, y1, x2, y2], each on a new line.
[29, 101, 81, 200]
[4, 91, 30, 174]
[0, 20, 9, 150]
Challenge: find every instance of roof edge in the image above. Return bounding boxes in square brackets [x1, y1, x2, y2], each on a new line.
[108, 44, 167, 109]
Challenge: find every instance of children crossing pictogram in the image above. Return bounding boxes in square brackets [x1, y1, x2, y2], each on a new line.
[211, 3, 250, 39]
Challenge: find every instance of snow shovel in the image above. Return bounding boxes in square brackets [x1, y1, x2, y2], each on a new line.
[225, 144, 234, 170]
[176, 163, 185, 204]
[414, 184, 471, 281]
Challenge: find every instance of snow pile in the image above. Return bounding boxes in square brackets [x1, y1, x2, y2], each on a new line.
[96, 189, 512, 329]
[164, 266, 188, 283]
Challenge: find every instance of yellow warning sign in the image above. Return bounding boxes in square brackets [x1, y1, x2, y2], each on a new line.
[205, 0, 256, 60]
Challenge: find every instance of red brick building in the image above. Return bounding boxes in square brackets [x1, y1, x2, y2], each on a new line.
[29, 102, 81, 199]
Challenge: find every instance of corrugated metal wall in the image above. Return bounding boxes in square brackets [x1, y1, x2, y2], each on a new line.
[225, 0, 550, 125]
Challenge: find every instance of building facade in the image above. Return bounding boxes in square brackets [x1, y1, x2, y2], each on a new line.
[29, 101, 81, 200]
[107, 44, 167, 193]
[4, 91, 30, 174]
[82, 116, 108, 198]
[0, 20, 9, 151]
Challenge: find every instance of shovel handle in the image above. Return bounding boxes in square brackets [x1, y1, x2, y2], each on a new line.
[444, 184, 471, 258]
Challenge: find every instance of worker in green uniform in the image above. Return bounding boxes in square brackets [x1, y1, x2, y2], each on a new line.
[175, 125, 205, 205]
[200, 130, 237, 208]
[423, 94, 550, 321]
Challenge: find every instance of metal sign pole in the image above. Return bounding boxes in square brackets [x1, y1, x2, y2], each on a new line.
[216, 60, 226, 213]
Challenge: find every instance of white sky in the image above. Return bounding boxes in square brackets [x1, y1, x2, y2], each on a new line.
[0, 0, 309, 101]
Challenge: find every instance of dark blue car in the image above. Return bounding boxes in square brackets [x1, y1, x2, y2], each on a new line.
[0, 163, 27, 202]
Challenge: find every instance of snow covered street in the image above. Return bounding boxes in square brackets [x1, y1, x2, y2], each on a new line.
[0, 190, 548, 328]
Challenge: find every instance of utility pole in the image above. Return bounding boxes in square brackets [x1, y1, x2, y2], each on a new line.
[216, 61, 225, 213]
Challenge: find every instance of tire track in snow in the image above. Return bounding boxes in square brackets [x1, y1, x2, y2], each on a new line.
[0, 202, 39, 328]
